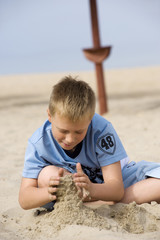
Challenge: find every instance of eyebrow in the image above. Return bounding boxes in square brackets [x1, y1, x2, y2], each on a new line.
[55, 125, 85, 132]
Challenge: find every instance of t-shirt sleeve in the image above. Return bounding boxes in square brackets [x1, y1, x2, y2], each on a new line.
[22, 140, 48, 179]
[96, 122, 127, 167]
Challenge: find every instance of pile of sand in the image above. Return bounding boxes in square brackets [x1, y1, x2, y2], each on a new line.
[46, 176, 110, 230]
[26, 175, 111, 238]
[47, 175, 160, 234]
[4, 175, 159, 240]
[40, 176, 160, 234]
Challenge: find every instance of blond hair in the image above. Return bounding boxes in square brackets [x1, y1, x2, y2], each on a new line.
[49, 76, 96, 122]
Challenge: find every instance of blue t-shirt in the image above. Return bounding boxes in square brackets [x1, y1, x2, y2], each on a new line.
[23, 113, 128, 183]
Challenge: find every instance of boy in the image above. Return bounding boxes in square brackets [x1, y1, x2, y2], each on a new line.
[19, 76, 160, 210]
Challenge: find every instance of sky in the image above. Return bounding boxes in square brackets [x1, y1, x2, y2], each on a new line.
[0, 0, 160, 75]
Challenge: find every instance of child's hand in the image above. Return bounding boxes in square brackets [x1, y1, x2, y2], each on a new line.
[48, 168, 64, 201]
[73, 163, 92, 201]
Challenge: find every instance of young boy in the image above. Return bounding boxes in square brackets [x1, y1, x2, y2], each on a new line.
[19, 76, 160, 210]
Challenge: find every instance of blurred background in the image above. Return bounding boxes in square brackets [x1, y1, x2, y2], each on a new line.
[0, 3, 160, 230]
[0, 0, 160, 76]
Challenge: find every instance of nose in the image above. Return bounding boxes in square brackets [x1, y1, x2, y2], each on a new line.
[65, 133, 75, 144]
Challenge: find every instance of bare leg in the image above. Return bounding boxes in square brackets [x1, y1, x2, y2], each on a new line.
[121, 178, 160, 204]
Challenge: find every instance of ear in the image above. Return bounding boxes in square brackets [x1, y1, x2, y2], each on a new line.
[47, 109, 52, 122]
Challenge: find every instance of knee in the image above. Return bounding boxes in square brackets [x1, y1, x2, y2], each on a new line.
[38, 165, 59, 188]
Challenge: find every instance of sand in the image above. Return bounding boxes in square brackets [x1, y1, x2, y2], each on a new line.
[0, 66, 160, 240]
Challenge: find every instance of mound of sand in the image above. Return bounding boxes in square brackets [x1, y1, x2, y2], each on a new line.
[43, 175, 110, 232]
[40, 176, 160, 235]
[3, 175, 159, 240]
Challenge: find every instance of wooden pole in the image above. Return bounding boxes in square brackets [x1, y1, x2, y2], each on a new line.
[90, 0, 108, 114]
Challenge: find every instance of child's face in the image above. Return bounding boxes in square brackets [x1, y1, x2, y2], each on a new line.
[48, 110, 91, 151]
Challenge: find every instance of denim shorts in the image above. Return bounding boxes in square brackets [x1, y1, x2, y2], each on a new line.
[122, 160, 160, 189]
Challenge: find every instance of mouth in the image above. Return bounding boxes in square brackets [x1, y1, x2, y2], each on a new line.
[62, 142, 73, 148]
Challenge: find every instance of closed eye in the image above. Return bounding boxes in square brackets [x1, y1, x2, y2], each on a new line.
[59, 130, 69, 134]
[75, 131, 84, 134]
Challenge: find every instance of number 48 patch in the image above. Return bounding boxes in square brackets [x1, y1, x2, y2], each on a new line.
[97, 133, 116, 155]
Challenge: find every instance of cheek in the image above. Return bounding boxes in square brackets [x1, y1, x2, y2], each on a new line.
[56, 133, 64, 140]
[78, 133, 87, 142]
[52, 128, 63, 140]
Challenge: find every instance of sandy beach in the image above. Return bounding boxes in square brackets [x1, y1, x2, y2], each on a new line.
[0, 66, 160, 240]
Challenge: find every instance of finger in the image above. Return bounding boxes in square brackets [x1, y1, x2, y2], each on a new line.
[48, 189, 57, 201]
[82, 188, 90, 198]
[76, 185, 82, 194]
[48, 186, 57, 195]
[49, 194, 56, 201]
[50, 176, 60, 181]
[74, 176, 87, 183]
[58, 168, 64, 177]
[49, 180, 59, 187]
[76, 186, 83, 198]
[76, 163, 83, 173]
[75, 182, 87, 188]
